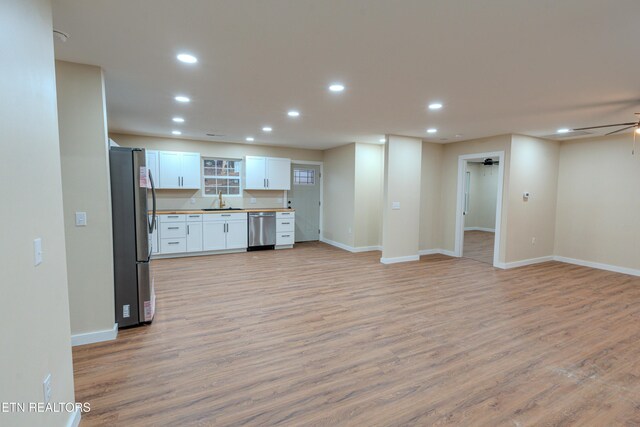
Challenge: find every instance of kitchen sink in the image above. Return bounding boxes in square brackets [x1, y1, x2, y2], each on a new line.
[201, 208, 244, 211]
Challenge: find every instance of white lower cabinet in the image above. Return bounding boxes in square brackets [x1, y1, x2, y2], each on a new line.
[186, 222, 203, 252]
[203, 213, 248, 251]
[155, 212, 248, 256]
[276, 211, 295, 247]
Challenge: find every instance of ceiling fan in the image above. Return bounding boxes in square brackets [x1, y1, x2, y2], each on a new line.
[572, 113, 640, 136]
[572, 113, 639, 154]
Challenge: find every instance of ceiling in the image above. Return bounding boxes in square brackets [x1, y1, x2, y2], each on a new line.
[52, 0, 640, 150]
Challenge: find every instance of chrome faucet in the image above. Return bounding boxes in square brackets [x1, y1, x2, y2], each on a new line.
[218, 191, 226, 209]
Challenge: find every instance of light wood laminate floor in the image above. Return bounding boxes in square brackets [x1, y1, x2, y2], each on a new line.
[464, 230, 495, 265]
[73, 242, 640, 426]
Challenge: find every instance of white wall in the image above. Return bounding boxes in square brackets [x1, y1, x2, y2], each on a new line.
[555, 134, 640, 271]
[322, 143, 355, 247]
[465, 163, 498, 231]
[419, 141, 443, 251]
[0, 1, 77, 425]
[112, 133, 323, 210]
[354, 143, 384, 248]
[56, 61, 116, 339]
[382, 135, 422, 261]
[505, 135, 559, 262]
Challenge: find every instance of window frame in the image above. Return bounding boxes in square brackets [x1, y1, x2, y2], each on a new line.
[202, 157, 243, 197]
[293, 168, 316, 186]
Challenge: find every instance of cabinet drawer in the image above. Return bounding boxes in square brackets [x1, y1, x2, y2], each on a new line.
[203, 212, 247, 222]
[276, 211, 295, 219]
[276, 218, 294, 232]
[276, 232, 294, 246]
[160, 238, 186, 253]
[160, 222, 186, 238]
[186, 214, 203, 222]
[159, 214, 186, 223]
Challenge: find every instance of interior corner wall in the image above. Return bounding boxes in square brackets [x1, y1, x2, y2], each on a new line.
[440, 134, 512, 262]
[505, 135, 559, 263]
[0, 0, 77, 425]
[354, 143, 384, 248]
[465, 163, 499, 231]
[382, 135, 422, 260]
[56, 61, 116, 337]
[419, 141, 443, 251]
[322, 143, 356, 247]
[554, 134, 640, 270]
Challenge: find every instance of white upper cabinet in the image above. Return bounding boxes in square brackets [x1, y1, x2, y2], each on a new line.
[145, 150, 159, 187]
[158, 151, 201, 189]
[266, 158, 291, 190]
[244, 156, 291, 190]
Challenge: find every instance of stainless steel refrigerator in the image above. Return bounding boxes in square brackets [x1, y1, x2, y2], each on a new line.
[109, 147, 157, 328]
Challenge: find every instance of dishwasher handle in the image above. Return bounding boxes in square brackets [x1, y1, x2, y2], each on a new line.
[249, 212, 276, 217]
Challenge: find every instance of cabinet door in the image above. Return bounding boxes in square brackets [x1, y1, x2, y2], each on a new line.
[203, 222, 226, 251]
[145, 150, 159, 187]
[180, 152, 201, 189]
[225, 220, 248, 249]
[159, 151, 181, 189]
[186, 222, 203, 252]
[245, 156, 266, 189]
[266, 157, 291, 190]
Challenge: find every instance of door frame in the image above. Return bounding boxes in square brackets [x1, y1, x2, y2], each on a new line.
[289, 160, 324, 241]
[454, 151, 505, 267]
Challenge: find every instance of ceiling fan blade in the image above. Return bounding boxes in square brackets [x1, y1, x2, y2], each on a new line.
[605, 125, 636, 136]
[573, 122, 637, 131]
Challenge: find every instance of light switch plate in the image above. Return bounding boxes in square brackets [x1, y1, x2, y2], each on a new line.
[392, 201, 401, 210]
[34, 238, 42, 266]
[75, 212, 87, 226]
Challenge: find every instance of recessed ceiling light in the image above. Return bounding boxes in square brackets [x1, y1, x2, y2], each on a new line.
[329, 83, 345, 92]
[172, 117, 185, 123]
[246, 137, 255, 142]
[427, 128, 438, 134]
[172, 130, 182, 135]
[177, 53, 198, 64]
[557, 128, 571, 134]
[455, 134, 463, 138]
[262, 127, 272, 132]
[174, 96, 190, 103]
[428, 103, 443, 110]
[379, 138, 386, 143]
[288, 110, 300, 117]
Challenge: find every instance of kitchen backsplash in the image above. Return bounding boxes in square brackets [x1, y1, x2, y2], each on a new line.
[152, 189, 287, 210]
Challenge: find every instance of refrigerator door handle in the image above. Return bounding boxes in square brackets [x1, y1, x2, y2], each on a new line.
[148, 170, 157, 233]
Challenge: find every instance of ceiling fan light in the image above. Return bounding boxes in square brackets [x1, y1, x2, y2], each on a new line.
[635, 128, 640, 135]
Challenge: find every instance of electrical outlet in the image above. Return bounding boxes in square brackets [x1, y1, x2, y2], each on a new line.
[250, 198, 256, 204]
[43, 374, 52, 404]
[277, 198, 283, 203]
[190, 198, 196, 204]
[33, 238, 42, 266]
[392, 201, 401, 210]
[123, 304, 130, 318]
[531, 237, 536, 245]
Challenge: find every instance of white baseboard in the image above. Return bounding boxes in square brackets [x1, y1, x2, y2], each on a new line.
[553, 256, 640, 277]
[71, 323, 118, 347]
[320, 237, 381, 253]
[418, 248, 457, 257]
[66, 408, 81, 427]
[380, 255, 420, 264]
[464, 227, 495, 232]
[494, 256, 554, 270]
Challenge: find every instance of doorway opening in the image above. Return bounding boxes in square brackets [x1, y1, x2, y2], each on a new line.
[454, 152, 505, 267]
[288, 161, 323, 242]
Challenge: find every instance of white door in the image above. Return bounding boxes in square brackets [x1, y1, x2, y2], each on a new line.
[289, 164, 321, 242]
[266, 157, 291, 190]
[186, 222, 203, 252]
[225, 220, 248, 249]
[181, 152, 201, 189]
[203, 222, 226, 251]
[245, 156, 266, 189]
[159, 151, 181, 189]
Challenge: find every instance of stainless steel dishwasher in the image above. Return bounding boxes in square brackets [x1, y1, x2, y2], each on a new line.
[248, 211, 276, 250]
